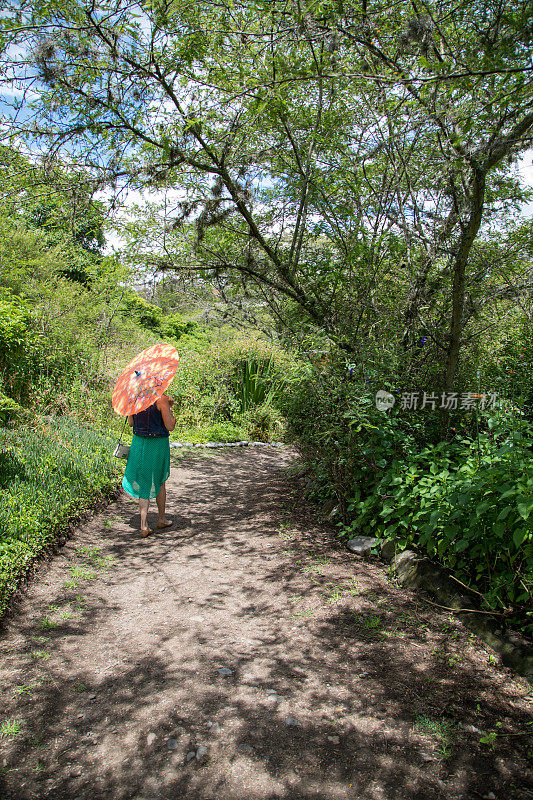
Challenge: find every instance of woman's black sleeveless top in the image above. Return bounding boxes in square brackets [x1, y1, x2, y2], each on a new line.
[132, 402, 169, 438]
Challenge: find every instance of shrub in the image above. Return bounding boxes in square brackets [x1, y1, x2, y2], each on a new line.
[0, 417, 121, 617]
[284, 360, 533, 633]
[243, 404, 286, 442]
[0, 392, 25, 427]
[282, 357, 423, 513]
[348, 415, 533, 632]
[171, 336, 294, 435]
[204, 422, 247, 442]
[119, 292, 163, 331]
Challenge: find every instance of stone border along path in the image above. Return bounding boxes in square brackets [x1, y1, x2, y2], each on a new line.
[0, 446, 532, 800]
[169, 441, 285, 449]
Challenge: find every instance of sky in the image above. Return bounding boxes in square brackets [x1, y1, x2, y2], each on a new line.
[102, 152, 533, 256]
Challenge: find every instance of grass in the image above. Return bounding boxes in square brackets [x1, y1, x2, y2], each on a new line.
[38, 617, 57, 630]
[172, 422, 248, 444]
[30, 650, 49, 661]
[0, 719, 23, 738]
[0, 417, 121, 618]
[325, 587, 345, 603]
[13, 683, 40, 697]
[72, 680, 90, 693]
[321, 578, 360, 603]
[63, 564, 98, 589]
[414, 715, 456, 758]
[277, 523, 297, 541]
[350, 611, 385, 636]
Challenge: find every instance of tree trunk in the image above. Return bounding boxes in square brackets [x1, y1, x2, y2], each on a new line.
[444, 166, 486, 392]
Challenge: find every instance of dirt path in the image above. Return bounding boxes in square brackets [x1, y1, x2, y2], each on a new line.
[0, 447, 532, 800]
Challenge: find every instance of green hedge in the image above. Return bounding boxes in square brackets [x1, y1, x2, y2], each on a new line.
[0, 417, 121, 616]
[284, 365, 533, 634]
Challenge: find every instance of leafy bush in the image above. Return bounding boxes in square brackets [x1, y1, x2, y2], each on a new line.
[480, 327, 533, 421]
[0, 392, 24, 427]
[119, 292, 163, 331]
[119, 294, 211, 349]
[0, 417, 121, 617]
[347, 405, 533, 629]
[282, 357, 423, 513]
[232, 355, 284, 412]
[284, 361, 533, 633]
[242, 404, 286, 442]
[171, 337, 294, 440]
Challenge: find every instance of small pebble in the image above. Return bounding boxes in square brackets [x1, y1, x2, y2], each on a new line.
[146, 733, 156, 746]
[186, 751, 196, 762]
[237, 744, 255, 754]
[196, 745, 208, 761]
[420, 753, 434, 762]
[166, 738, 178, 750]
[483, 794, 496, 800]
[327, 735, 340, 744]
[460, 723, 482, 734]
[284, 717, 301, 727]
[217, 668, 233, 676]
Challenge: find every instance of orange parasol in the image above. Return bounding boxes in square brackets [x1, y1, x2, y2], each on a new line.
[112, 343, 180, 417]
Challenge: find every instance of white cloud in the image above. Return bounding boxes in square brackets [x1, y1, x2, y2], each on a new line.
[518, 150, 533, 218]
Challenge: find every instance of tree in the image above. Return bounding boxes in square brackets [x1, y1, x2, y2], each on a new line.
[0, 144, 131, 399]
[1, 0, 533, 388]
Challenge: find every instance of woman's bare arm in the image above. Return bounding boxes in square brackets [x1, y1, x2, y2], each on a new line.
[157, 395, 176, 432]
[128, 415, 134, 427]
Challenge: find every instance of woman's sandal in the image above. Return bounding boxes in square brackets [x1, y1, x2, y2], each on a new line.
[140, 528, 153, 538]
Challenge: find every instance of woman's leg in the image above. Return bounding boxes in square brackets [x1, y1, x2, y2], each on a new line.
[156, 482, 169, 526]
[139, 498, 150, 532]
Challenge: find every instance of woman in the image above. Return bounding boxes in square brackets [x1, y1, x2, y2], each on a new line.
[122, 393, 176, 537]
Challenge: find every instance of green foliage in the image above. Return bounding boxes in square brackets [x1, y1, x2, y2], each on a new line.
[283, 356, 421, 510]
[285, 361, 533, 633]
[242, 404, 286, 442]
[171, 337, 294, 441]
[348, 406, 533, 629]
[0, 418, 121, 617]
[204, 422, 247, 442]
[480, 324, 533, 421]
[232, 355, 284, 412]
[0, 392, 24, 427]
[119, 292, 211, 349]
[4, 0, 531, 389]
[119, 292, 164, 331]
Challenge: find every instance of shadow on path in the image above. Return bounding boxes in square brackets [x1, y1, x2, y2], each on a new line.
[0, 448, 531, 800]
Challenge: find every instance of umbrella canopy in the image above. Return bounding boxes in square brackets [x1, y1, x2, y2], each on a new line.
[112, 343, 180, 417]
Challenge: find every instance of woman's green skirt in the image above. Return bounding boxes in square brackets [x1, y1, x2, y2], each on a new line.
[122, 434, 171, 500]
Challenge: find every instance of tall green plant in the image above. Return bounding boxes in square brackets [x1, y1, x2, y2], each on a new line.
[233, 356, 282, 412]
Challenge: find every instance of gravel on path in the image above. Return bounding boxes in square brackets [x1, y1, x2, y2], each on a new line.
[0, 447, 531, 800]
